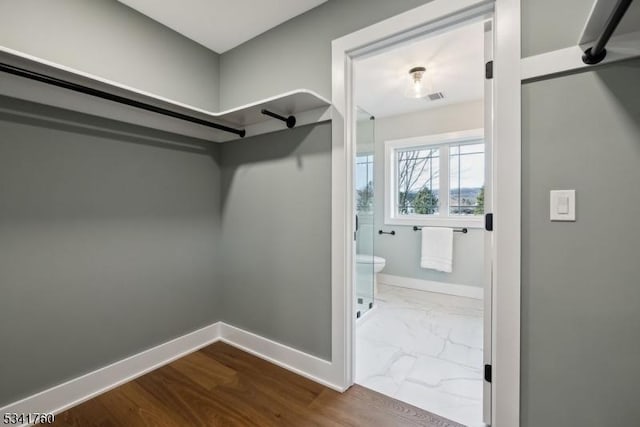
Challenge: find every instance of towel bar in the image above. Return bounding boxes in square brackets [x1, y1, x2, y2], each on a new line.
[413, 226, 468, 233]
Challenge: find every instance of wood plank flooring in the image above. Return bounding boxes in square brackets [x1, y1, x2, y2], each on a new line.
[52, 342, 464, 427]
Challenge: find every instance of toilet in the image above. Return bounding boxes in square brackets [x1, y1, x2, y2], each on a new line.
[356, 254, 386, 296]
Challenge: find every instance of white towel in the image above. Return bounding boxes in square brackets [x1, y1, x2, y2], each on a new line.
[420, 227, 453, 272]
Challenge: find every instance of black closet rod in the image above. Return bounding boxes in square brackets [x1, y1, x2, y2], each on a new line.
[0, 62, 246, 137]
[582, 0, 634, 65]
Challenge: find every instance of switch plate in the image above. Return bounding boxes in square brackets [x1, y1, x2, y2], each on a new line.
[550, 190, 576, 221]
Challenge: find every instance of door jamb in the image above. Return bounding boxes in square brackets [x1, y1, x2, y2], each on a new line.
[330, 1, 521, 426]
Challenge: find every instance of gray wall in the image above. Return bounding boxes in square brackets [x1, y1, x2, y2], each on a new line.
[0, 96, 222, 406]
[521, 0, 640, 424]
[520, 0, 640, 57]
[218, 0, 433, 109]
[369, 102, 485, 287]
[219, 123, 332, 360]
[521, 60, 640, 427]
[0, 0, 220, 111]
[521, 0, 591, 57]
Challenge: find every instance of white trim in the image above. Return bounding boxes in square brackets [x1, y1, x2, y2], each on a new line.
[332, 1, 521, 426]
[0, 46, 332, 116]
[482, 17, 495, 424]
[521, 30, 640, 81]
[384, 129, 485, 149]
[0, 322, 222, 424]
[378, 273, 484, 300]
[0, 321, 344, 426]
[219, 323, 343, 392]
[383, 129, 485, 227]
[492, 0, 521, 424]
[0, 45, 331, 143]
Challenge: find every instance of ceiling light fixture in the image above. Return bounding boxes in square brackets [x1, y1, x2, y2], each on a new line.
[404, 66, 430, 99]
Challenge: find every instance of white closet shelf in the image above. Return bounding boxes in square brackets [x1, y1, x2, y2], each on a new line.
[0, 46, 331, 142]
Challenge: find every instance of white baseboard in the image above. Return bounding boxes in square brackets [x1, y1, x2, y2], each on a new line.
[378, 273, 483, 300]
[0, 322, 222, 423]
[0, 321, 341, 425]
[219, 323, 342, 392]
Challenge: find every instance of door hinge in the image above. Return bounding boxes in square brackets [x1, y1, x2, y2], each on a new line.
[485, 60, 493, 79]
[484, 364, 492, 383]
[485, 213, 494, 231]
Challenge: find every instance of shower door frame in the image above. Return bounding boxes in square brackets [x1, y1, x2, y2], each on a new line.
[330, 0, 522, 426]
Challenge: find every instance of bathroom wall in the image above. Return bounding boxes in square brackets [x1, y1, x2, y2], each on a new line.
[363, 101, 485, 287]
[0, 0, 220, 111]
[521, 1, 640, 425]
[0, 96, 223, 406]
[219, 0, 433, 109]
[218, 123, 332, 360]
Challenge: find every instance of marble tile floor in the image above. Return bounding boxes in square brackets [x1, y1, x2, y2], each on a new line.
[356, 284, 485, 427]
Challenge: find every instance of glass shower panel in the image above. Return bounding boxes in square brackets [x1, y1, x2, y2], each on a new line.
[355, 107, 375, 318]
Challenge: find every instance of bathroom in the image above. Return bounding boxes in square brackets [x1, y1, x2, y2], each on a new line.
[353, 18, 488, 427]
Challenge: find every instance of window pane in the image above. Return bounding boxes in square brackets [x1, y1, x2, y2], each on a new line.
[459, 142, 484, 154]
[356, 154, 374, 213]
[449, 143, 485, 216]
[396, 147, 439, 216]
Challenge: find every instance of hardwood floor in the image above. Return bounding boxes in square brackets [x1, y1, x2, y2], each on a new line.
[52, 342, 464, 427]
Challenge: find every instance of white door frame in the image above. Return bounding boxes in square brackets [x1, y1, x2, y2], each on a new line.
[329, 1, 521, 426]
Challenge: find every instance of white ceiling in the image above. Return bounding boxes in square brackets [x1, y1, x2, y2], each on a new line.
[354, 21, 485, 118]
[118, 0, 327, 53]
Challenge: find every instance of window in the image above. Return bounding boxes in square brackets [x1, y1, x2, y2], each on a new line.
[384, 129, 485, 227]
[449, 142, 485, 216]
[356, 153, 374, 213]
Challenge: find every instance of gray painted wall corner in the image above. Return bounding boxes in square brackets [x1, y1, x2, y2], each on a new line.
[218, 122, 333, 360]
[0, 97, 224, 406]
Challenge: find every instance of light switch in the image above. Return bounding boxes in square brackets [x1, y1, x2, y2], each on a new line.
[550, 190, 575, 221]
[557, 195, 569, 214]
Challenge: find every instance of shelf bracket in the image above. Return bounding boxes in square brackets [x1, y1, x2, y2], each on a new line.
[261, 109, 296, 128]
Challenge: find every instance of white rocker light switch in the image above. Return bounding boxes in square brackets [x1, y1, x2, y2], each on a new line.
[550, 190, 576, 221]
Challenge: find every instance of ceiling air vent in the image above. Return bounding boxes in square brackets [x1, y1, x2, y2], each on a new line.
[427, 92, 445, 101]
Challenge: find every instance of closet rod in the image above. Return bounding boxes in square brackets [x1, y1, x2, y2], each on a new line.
[0, 62, 246, 137]
[582, 0, 634, 64]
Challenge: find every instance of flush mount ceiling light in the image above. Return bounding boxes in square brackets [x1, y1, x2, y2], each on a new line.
[404, 66, 431, 99]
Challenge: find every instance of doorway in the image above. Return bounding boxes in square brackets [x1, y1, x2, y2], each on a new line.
[331, 1, 522, 426]
[351, 14, 492, 427]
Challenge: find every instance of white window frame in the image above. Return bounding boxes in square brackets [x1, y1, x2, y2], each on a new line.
[384, 129, 485, 228]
